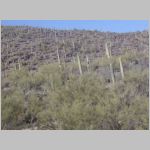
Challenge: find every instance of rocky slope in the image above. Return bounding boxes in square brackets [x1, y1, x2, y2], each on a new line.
[1, 26, 149, 74]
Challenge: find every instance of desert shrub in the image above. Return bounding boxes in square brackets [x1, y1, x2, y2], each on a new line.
[24, 93, 44, 125]
[1, 89, 25, 129]
[36, 73, 122, 129]
[1, 60, 149, 130]
[118, 95, 149, 130]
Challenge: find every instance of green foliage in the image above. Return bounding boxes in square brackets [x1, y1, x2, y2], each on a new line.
[1, 89, 25, 129]
[1, 58, 149, 130]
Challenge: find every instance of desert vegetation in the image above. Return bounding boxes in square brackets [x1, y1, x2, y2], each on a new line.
[1, 26, 149, 130]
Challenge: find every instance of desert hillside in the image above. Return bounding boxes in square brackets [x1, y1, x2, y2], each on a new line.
[1, 26, 149, 73]
[1, 26, 149, 130]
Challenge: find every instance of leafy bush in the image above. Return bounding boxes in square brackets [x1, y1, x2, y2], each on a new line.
[1, 89, 25, 129]
[1, 60, 149, 130]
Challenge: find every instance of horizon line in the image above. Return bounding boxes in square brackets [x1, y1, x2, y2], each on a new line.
[1, 20, 149, 33]
[1, 24, 149, 34]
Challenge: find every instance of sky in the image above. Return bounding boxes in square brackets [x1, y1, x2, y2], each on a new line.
[1, 20, 149, 33]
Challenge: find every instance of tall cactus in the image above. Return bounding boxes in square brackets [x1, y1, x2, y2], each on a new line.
[86, 55, 90, 72]
[72, 40, 75, 50]
[109, 42, 112, 57]
[62, 39, 65, 45]
[18, 62, 21, 70]
[105, 42, 115, 84]
[56, 46, 61, 68]
[15, 60, 21, 70]
[119, 57, 124, 79]
[105, 43, 110, 58]
[31, 41, 33, 53]
[77, 53, 83, 75]
[62, 40, 66, 60]
[16, 51, 21, 70]
[109, 63, 115, 84]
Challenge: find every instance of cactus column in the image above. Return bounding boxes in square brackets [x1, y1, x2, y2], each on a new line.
[77, 53, 83, 75]
[105, 42, 115, 84]
[62, 39, 67, 60]
[86, 55, 90, 73]
[119, 57, 124, 79]
[72, 40, 75, 50]
[56, 46, 61, 68]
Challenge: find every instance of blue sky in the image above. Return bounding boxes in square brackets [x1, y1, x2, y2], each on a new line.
[1, 20, 149, 33]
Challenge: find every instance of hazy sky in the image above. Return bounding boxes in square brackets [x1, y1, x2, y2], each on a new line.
[1, 20, 149, 33]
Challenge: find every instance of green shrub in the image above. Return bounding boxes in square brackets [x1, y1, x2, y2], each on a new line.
[1, 58, 149, 130]
[1, 89, 25, 129]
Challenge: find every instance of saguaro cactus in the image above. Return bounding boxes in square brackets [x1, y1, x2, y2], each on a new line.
[31, 41, 33, 53]
[105, 43, 110, 58]
[72, 40, 75, 50]
[109, 42, 112, 56]
[15, 59, 21, 70]
[105, 42, 112, 57]
[86, 55, 90, 72]
[109, 63, 115, 84]
[62, 40, 67, 60]
[105, 42, 115, 84]
[56, 46, 61, 68]
[77, 53, 83, 75]
[18, 62, 21, 70]
[62, 39, 65, 45]
[119, 57, 124, 79]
